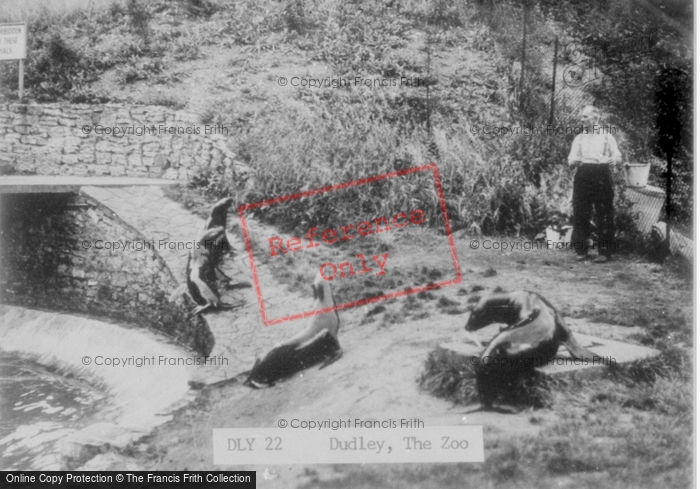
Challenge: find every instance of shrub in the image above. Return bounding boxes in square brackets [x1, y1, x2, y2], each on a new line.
[282, 0, 307, 33]
[15, 30, 107, 101]
[183, 0, 218, 17]
[127, 0, 152, 44]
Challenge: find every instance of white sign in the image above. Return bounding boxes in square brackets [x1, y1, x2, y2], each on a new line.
[213, 426, 485, 464]
[0, 23, 27, 61]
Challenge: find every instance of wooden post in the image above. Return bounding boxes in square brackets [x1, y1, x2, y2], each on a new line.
[18, 58, 24, 102]
[519, 0, 527, 110]
[426, 31, 432, 137]
[549, 37, 558, 125]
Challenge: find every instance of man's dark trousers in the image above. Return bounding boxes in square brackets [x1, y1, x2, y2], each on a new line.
[571, 164, 615, 257]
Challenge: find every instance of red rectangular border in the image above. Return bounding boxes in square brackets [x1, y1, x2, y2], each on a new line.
[238, 163, 462, 326]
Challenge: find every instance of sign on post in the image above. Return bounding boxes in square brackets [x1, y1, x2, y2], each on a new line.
[0, 23, 28, 101]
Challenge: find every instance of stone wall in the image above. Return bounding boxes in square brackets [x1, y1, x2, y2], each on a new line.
[0, 192, 214, 356]
[0, 103, 249, 181]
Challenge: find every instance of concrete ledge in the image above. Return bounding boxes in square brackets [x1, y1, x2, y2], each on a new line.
[439, 334, 660, 381]
[0, 176, 178, 194]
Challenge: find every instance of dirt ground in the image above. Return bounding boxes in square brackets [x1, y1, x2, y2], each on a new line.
[94, 212, 692, 488]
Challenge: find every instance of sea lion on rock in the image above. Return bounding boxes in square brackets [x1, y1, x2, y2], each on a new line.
[465, 290, 596, 410]
[243, 272, 342, 388]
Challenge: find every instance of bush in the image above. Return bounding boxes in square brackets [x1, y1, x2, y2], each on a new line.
[188, 165, 234, 201]
[127, 0, 152, 44]
[0, 6, 148, 102]
[419, 347, 553, 408]
[183, 0, 218, 17]
[282, 0, 308, 33]
[227, 86, 573, 237]
[13, 29, 108, 101]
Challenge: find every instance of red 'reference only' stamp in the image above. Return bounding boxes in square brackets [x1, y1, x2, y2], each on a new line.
[238, 163, 462, 326]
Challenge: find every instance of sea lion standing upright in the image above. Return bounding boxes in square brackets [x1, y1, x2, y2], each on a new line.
[185, 226, 228, 315]
[170, 197, 236, 315]
[201, 197, 235, 285]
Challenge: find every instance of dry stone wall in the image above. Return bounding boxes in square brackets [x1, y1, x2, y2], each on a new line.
[0, 102, 249, 182]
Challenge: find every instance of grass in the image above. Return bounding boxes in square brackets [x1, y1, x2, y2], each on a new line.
[379, 336, 691, 489]
[570, 300, 692, 345]
[420, 346, 555, 408]
[298, 412, 691, 489]
[0, 0, 582, 237]
[0, 0, 690, 242]
[228, 99, 572, 237]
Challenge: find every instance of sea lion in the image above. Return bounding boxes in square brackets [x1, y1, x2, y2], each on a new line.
[466, 291, 594, 357]
[465, 290, 596, 409]
[169, 197, 237, 315]
[243, 272, 342, 388]
[203, 197, 235, 284]
[204, 197, 234, 231]
[185, 226, 229, 315]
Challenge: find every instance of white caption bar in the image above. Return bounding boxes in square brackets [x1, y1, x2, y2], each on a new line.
[213, 426, 484, 465]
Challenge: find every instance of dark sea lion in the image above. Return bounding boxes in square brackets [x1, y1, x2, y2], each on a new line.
[170, 197, 237, 315]
[244, 273, 342, 388]
[466, 290, 596, 410]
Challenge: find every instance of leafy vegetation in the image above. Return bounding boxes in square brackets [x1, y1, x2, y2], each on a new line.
[0, 0, 691, 242]
[0, 0, 202, 102]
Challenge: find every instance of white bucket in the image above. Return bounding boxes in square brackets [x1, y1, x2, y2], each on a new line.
[625, 163, 650, 188]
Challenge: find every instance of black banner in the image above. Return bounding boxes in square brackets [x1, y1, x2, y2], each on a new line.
[0, 472, 255, 488]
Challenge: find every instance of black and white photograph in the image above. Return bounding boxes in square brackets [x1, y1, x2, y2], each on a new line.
[0, 0, 694, 487]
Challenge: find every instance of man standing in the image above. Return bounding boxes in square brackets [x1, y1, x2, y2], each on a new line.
[568, 105, 622, 263]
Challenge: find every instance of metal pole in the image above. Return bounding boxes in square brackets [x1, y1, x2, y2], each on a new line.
[549, 37, 558, 125]
[519, 0, 527, 109]
[665, 153, 672, 250]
